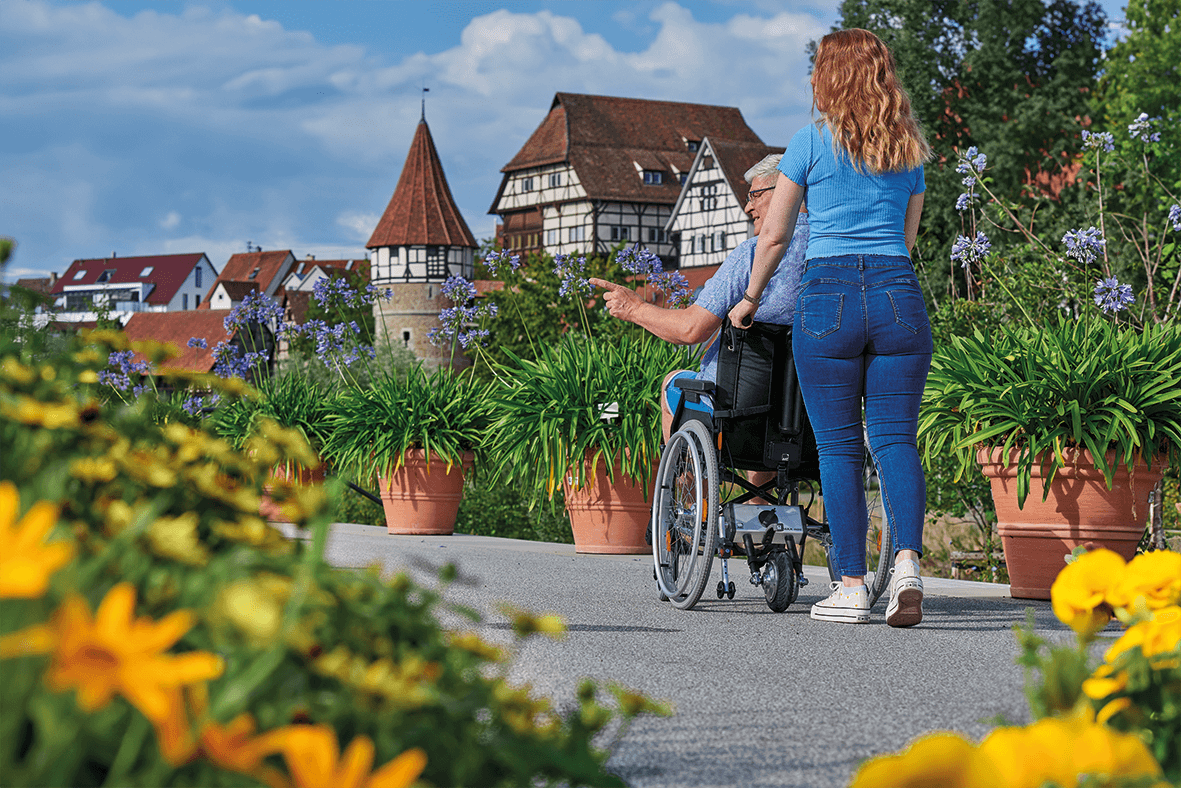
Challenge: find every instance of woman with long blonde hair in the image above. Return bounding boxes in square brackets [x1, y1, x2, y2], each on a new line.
[728, 29, 932, 627]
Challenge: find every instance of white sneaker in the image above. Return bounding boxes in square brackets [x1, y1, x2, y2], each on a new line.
[810, 582, 870, 623]
[886, 559, 923, 627]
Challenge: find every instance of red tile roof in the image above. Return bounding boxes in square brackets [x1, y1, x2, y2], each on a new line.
[215, 281, 261, 302]
[367, 120, 477, 249]
[209, 251, 293, 301]
[287, 258, 367, 280]
[123, 310, 234, 373]
[494, 93, 764, 207]
[707, 138, 786, 206]
[51, 253, 208, 306]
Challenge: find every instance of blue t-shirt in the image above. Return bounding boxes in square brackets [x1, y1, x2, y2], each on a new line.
[779, 123, 925, 259]
[692, 213, 810, 382]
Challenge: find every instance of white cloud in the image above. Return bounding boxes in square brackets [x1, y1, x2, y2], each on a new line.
[336, 212, 381, 242]
[0, 0, 834, 280]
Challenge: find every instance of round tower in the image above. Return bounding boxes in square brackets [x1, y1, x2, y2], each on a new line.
[367, 115, 478, 371]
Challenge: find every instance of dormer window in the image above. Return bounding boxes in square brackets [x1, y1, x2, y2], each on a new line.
[642, 170, 664, 185]
[139, 266, 154, 277]
[96, 270, 116, 283]
[687, 140, 700, 152]
[73, 270, 87, 280]
[249, 267, 260, 279]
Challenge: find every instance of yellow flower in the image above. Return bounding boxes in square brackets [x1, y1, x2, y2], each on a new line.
[1106, 550, 1181, 612]
[1081, 663, 1128, 700]
[1, 396, 81, 429]
[0, 582, 223, 721]
[278, 724, 427, 788]
[1105, 606, 1181, 663]
[849, 732, 996, 788]
[146, 512, 210, 566]
[0, 481, 74, 598]
[978, 715, 1161, 788]
[1050, 548, 1126, 636]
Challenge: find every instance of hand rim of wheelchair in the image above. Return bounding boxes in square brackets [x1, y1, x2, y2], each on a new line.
[651, 419, 719, 609]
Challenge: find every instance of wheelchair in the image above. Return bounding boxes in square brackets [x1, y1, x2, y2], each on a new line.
[651, 321, 894, 612]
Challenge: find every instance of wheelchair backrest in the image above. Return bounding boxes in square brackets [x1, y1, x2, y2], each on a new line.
[712, 321, 820, 478]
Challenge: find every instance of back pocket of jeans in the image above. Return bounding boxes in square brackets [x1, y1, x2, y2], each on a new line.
[800, 293, 843, 339]
[886, 288, 929, 334]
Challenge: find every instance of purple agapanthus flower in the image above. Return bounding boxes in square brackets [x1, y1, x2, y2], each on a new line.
[616, 244, 664, 276]
[181, 393, 221, 417]
[210, 341, 266, 379]
[1127, 113, 1161, 143]
[955, 193, 973, 212]
[1062, 227, 1106, 265]
[649, 270, 693, 308]
[1081, 130, 1115, 152]
[99, 350, 153, 392]
[554, 253, 592, 299]
[1093, 277, 1135, 313]
[483, 249, 522, 276]
[1169, 204, 1181, 232]
[955, 146, 987, 174]
[187, 336, 208, 349]
[961, 175, 976, 188]
[440, 275, 477, 303]
[225, 291, 284, 332]
[950, 232, 991, 268]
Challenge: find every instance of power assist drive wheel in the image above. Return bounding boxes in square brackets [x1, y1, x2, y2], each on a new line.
[652, 420, 719, 610]
[763, 550, 797, 613]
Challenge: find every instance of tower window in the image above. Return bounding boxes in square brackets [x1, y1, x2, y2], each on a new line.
[548, 173, 561, 188]
[642, 170, 664, 185]
[401, 330, 412, 347]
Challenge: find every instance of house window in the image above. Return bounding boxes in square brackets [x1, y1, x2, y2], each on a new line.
[715, 232, 726, 252]
[401, 330, 412, 347]
[194, 267, 202, 288]
[73, 270, 87, 280]
[426, 246, 446, 278]
[679, 173, 688, 186]
[642, 170, 664, 185]
[697, 235, 706, 254]
[610, 226, 629, 242]
[687, 140, 699, 152]
[648, 228, 668, 243]
[548, 173, 561, 188]
[521, 177, 534, 192]
[183, 293, 189, 310]
[568, 226, 585, 243]
[96, 269, 115, 283]
[546, 229, 558, 245]
[140, 266, 154, 278]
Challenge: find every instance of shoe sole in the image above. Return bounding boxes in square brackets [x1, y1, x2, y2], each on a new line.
[810, 607, 870, 623]
[886, 587, 923, 627]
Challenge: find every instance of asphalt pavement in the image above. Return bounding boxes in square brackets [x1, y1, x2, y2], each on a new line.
[306, 523, 1073, 788]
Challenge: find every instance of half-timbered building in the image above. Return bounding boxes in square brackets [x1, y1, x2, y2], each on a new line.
[666, 137, 784, 283]
[490, 93, 766, 267]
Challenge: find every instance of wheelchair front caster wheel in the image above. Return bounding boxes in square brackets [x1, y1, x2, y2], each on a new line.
[726, 581, 736, 599]
[716, 581, 725, 599]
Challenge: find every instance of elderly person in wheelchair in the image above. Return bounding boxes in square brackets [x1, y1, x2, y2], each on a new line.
[592, 154, 850, 611]
[590, 154, 806, 441]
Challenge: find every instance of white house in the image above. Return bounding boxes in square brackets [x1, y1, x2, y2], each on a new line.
[49, 253, 217, 322]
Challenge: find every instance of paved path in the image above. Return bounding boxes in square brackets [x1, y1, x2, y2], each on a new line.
[309, 524, 1072, 788]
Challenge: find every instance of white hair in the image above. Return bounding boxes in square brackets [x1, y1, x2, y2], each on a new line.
[744, 154, 782, 183]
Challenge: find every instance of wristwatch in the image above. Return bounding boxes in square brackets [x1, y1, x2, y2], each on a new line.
[742, 292, 759, 306]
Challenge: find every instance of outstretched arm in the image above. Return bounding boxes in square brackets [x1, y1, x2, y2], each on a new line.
[588, 278, 721, 345]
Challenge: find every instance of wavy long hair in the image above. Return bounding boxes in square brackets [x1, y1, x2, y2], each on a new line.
[811, 29, 931, 174]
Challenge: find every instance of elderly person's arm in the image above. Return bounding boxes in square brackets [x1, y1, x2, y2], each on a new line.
[587, 278, 721, 345]
[727, 173, 806, 328]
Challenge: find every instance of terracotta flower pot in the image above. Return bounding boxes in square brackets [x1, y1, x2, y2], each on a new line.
[977, 447, 1163, 599]
[261, 463, 326, 523]
[563, 456, 654, 554]
[378, 451, 472, 535]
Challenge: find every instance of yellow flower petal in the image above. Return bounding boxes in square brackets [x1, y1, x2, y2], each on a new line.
[0, 484, 73, 599]
[367, 748, 428, 788]
[0, 623, 56, 658]
[1096, 697, 1133, 724]
[1107, 550, 1181, 612]
[1051, 549, 1125, 637]
[850, 732, 996, 788]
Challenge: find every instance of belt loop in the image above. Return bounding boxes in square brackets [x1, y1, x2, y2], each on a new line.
[858, 254, 865, 271]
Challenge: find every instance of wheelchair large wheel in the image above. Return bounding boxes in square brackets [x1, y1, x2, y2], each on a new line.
[652, 420, 719, 610]
[824, 445, 894, 608]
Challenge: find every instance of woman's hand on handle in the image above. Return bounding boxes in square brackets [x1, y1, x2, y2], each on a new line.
[727, 298, 757, 329]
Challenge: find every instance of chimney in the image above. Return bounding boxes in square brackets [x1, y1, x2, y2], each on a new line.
[112, 251, 117, 258]
[305, 254, 315, 260]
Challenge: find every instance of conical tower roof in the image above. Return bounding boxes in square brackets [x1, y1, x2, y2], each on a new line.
[367, 120, 478, 250]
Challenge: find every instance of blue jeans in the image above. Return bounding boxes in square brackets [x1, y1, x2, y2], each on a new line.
[792, 254, 932, 576]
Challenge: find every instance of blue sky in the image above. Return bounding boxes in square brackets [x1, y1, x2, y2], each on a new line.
[0, 0, 1130, 280]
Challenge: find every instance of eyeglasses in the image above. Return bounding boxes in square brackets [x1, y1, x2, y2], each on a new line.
[746, 186, 775, 201]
